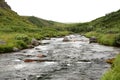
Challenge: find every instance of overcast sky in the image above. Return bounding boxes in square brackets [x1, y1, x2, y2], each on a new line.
[5, 0, 120, 23]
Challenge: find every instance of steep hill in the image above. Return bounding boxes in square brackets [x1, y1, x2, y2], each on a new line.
[0, 0, 69, 53]
[88, 9, 120, 46]
[0, 0, 11, 9]
[90, 9, 120, 33]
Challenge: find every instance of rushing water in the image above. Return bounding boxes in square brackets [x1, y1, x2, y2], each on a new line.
[0, 34, 120, 80]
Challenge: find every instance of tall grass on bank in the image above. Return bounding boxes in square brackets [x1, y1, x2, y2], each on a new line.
[85, 31, 120, 46]
[101, 54, 120, 80]
[0, 29, 70, 53]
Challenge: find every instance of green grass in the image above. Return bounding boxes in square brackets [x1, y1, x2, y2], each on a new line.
[0, 0, 120, 53]
[0, 5, 70, 53]
[66, 9, 120, 47]
[101, 54, 120, 80]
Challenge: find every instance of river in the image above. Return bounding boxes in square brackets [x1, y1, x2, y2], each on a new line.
[0, 34, 120, 80]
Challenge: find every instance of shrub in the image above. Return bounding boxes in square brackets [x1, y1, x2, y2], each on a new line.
[114, 34, 120, 46]
[98, 34, 116, 46]
[15, 34, 30, 43]
[15, 40, 27, 49]
[85, 31, 100, 38]
[0, 44, 14, 53]
[32, 33, 44, 40]
[101, 54, 120, 80]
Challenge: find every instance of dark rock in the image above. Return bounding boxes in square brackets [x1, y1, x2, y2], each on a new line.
[63, 36, 70, 42]
[24, 59, 35, 62]
[23, 58, 51, 63]
[35, 47, 41, 50]
[27, 75, 38, 80]
[0, 0, 11, 9]
[89, 36, 97, 43]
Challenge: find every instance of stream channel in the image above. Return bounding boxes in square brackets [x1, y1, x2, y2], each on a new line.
[0, 34, 120, 80]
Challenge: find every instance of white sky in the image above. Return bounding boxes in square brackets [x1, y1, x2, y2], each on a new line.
[5, 0, 120, 23]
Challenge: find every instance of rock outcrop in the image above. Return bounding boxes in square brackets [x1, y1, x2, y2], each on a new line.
[0, 0, 11, 9]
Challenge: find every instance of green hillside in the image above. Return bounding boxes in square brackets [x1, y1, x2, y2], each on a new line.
[91, 9, 120, 34]
[65, 9, 120, 80]
[87, 10, 120, 46]
[0, 0, 120, 51]
[0, 0, 69, 53]
[67, 9, 120, 47]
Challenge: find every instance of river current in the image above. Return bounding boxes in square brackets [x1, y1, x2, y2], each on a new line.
[0, 34, 120, 80]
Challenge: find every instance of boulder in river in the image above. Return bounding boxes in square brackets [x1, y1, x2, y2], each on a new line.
[63, 36, 71, 42]
[13, 47, 20, 52]
[89, 36, 97, 43]
[106, 58, 115, 64]
[27, 45, 34, 48]
[31, 38, 40, 46]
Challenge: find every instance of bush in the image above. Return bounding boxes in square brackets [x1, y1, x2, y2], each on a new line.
[15, 40, 27, 49]
[98, 34, 116, 46]
[0, 44, 14, 53]
[114, 34, 120, 46]
[15, 34, 30, 43]
[32, 33, 44, 40]
[85, 31, 100, 38]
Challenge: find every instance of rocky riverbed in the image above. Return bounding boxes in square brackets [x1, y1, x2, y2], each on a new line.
[0, 34, 120, 80]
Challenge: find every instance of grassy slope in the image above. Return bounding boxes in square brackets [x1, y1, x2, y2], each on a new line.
[0, 1, 69, 53]
[101, 54, 120, 80]
[86, 10, 120, 46]
[67, 9, 120, 46]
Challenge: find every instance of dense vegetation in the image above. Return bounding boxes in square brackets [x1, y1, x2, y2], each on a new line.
[0, 0, 70, 53]
[66, 9, 120, 47]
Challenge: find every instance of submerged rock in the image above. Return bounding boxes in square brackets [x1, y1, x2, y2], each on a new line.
[106, 58, 115, 64]
[63, 36, 73, 42]
[23, 58, 52, 63]
[36, 54, 47, 58]
[24, 59, 35, 62]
